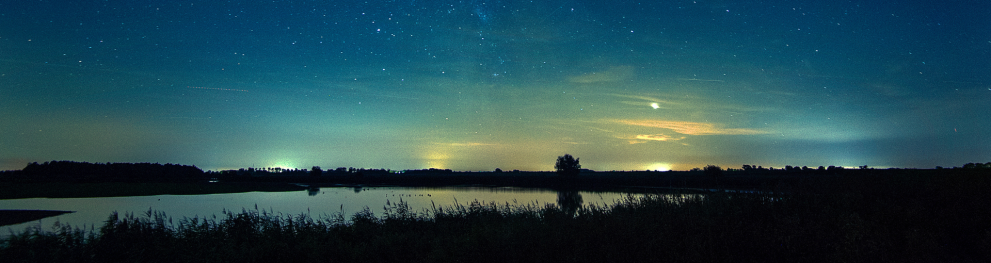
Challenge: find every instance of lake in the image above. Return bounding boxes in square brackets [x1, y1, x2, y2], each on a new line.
[1, 186, 645, 238]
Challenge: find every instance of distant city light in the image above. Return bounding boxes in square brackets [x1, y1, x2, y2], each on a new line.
[646, 163, 671, 171]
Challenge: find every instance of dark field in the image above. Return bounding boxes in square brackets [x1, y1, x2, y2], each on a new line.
[3, 169, 990, 263]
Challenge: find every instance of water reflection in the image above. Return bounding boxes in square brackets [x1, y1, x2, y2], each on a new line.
[306, 187, 320, 196]
[0, 187, 644, 238]
[556, 191, 583, 215]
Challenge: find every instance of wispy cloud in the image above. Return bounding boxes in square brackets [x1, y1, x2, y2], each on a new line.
[434, 142, 499, 147]
[635, 134, 686, 141]
[612, 119, 768, 135]
[620, 134, 688, 144]
[608, 92, 772, 113]
[609, 94, 683, 109]
[567, 66, 635, 83]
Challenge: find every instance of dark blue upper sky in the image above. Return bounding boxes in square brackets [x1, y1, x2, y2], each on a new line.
[2, 0, 989, 171]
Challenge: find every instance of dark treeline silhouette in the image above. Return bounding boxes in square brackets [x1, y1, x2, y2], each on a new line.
[961, 162, 991, 169]
[0, 161, 205, 183]
[4, 160, 991, 190]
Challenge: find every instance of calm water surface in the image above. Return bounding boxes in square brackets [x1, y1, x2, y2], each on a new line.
[1, 187, 643, 238]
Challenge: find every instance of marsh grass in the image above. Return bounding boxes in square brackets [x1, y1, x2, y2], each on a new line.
[3, 171, 991, 262]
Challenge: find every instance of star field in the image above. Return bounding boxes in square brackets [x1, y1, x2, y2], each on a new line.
[1, 0, 989, 171]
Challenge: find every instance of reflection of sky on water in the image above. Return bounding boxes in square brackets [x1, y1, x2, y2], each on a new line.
[0, 187, 641, 238]
[1, 0, 989, 171]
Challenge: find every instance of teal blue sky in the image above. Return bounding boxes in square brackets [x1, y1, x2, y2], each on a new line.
[1, 0, 989, 171]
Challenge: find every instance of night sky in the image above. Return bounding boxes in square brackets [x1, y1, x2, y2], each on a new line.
[2, 0, 989, 172]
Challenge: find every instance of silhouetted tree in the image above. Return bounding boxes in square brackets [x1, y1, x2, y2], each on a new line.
[703, 165, 723, 178]
[310, 166, 322, 177]
[494, 168, 503, 173]
[555, 154, 581, 177]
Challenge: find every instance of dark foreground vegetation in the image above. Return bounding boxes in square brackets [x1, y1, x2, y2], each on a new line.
[4, 169, 991, 263]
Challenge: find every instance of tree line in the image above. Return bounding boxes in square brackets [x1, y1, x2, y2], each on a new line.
[1, 161, 205, 183]
[2, 157, 988, 186]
